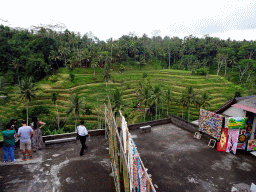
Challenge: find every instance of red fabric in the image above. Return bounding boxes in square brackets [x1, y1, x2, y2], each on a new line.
[217, 128, 228, 152]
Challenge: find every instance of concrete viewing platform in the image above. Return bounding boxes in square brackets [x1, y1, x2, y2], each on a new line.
[0, 135, 112, 192]
[0, 123, 256, 192]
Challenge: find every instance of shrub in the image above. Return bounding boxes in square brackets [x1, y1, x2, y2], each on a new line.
[48, 75, 58, 82]
[142, 72, 148, 78]
[192, 67, 209, 76]
[69, 74, 75, 82]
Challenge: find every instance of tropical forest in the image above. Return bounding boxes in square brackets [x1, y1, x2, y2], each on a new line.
[0, 24, 256, 138]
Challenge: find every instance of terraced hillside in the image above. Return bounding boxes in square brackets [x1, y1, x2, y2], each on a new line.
[0, 67, 244, 134]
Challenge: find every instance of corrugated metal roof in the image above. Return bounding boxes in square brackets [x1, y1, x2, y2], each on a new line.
[232, 103, 256, 114]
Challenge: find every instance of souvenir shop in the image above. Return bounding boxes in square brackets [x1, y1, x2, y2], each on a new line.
[198, 108, 256, 155]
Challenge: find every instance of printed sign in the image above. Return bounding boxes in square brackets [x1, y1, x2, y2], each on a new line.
[247, 140, 256, 151]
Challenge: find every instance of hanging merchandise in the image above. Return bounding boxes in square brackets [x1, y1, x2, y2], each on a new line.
[199, 109, 224, 140]
[122, 116, 127, 152]
[226, 129, 239, 154]
[139, 165, 147, 192]
[217, 128, 228, 152]
[237, 143, 246, 150]
[228, 117, 247, 129]
[247, 139, 256, 151]
[133, 148, 139, 189]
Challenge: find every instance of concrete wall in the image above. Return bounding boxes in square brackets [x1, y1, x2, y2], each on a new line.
[169, 114, 199, 133]
[223, 106, 246, 117]
[128, 118, 172, 130]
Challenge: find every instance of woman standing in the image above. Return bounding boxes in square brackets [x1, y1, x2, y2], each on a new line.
[10, 119, 18, 149]
[30, 116, 45, 152]
[2, 123, 15, 162]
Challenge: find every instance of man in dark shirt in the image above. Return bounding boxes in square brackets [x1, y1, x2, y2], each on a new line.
[2, 123, 15, 162]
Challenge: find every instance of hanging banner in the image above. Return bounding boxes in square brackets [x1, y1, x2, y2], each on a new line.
[217, 128, 228, 152]
[228, 117, 247, 129]
[247, 140, 256, 151]
[199, 109, 224, 140]
[226, 129, 239, 154]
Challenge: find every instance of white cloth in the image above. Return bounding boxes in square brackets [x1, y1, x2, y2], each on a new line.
[77, 125, 88, 136]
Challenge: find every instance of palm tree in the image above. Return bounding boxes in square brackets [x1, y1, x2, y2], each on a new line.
[110, 88, 124, 118]
[51, 92, 60, 129]
[103, 65, 111, 87]
[181, 86, 197, 121]
[17, 77, 37, 125]
[150, 85, 164, 120]
[165, 88, 172, 117]
[140, 86, 152, 120]
[197, 91, 211, 111]
[10, 58, 22, 85]
[66, 93, 85, 131]
[91, 59, 99, 76]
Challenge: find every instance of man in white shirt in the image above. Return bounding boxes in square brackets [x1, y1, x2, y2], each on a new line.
[77, 120, 90, 156]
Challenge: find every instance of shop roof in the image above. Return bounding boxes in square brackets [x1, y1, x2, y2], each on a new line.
[232, 95, 256, 114]
[215, 95, 256, 114]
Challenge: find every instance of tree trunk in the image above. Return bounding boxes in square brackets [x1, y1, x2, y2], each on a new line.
[75, 115, 78, 132]
[56, 102, 59, 129]
[94, 68, 95, 76]
[188, 102, 190, 121]
[27, 100, 29, 126]
[169, 52, 171, 69]
[155, 104, 157, 120]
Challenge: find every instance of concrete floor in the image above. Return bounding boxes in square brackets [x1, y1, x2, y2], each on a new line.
[130, 124, 256, 192]
[0, 135, 112, 192]
[1, 123, 256, 192]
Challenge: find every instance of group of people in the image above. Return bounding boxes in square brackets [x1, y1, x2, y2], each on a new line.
[3, 118, 91, 162]
[2, 116, 45, 162]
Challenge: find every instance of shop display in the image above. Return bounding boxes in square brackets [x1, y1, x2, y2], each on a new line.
[247, 140, 256, 151]
[228, 117, 247, 129]
[199, 109, 224, 140]
[226, 129, 239, 154]
[217, 128, 228, 152]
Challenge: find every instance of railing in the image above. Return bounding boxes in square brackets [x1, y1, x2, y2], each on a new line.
[104, 97, 156, 192]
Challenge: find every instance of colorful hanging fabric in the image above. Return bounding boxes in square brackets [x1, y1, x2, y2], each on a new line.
[198, 109, 224, 140]
[226, 129, 239, 154]
[217, 128, 228, 152]
[139, 169, 147, 192]
[128, 134, 134, 192]
[133, 148, 139, 188]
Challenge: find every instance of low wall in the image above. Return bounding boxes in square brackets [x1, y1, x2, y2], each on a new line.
[169, 114, 199, 133]
[128, 118, 172, 130]
[0, 129, 105, 147]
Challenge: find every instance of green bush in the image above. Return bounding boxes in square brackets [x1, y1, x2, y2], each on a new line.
[48, 75, 58, 82]
[192, 67, 209, 76]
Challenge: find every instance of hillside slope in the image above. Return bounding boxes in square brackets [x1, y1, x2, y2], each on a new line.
[0, 67, 244, 134]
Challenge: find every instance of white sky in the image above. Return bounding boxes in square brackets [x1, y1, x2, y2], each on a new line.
[1, 0, 256, 41]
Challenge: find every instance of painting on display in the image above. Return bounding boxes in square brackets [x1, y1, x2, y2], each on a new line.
[199, 109, 224, 140]
[228, 117, 247, 129]
[237, 143, 246, 150]
[217, 128, 229, 152]
[226, 129, 239, 154]
[247, 140, 256, 151]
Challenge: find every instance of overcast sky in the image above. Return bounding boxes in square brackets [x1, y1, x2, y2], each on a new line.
[1, 0, 256, 41]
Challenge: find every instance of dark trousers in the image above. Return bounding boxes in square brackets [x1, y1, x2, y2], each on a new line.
[79, 136, 87, 156]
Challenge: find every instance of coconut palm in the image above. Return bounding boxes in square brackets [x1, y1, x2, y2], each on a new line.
[110, 88, 124, 118]
[150, 85, 164, 120]
[140, 86, 152, 120]
[91, 58, 99, 76]
[165, 88, 172, 117]
[197, 91, 211, 111]
[51, 92, 60, 129]
[17, 77, 37, 125]
[66, 93, 86, 131]
[103, 65, 111, 87]
[181, 86, 197, 121]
